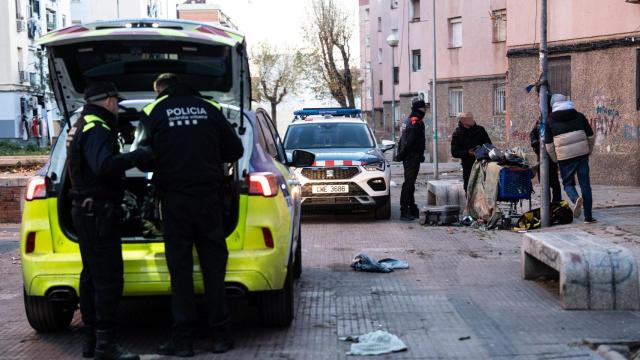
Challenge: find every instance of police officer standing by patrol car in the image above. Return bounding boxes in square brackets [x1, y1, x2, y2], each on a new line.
[67, 82, 150, 360]
[396, 99, 427, 221]
[139, 73, 244, 356]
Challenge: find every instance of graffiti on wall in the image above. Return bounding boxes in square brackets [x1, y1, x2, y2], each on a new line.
[589, 102, 621, 146]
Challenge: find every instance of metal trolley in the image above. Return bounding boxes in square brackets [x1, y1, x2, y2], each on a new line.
[496, 166, 533, 229]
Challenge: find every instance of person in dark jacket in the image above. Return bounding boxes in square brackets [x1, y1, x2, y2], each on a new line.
[544, 94, 596, 223]
[67, 82, 150, 360]
[450, 112, 492, 193]
[139, 73, 244, 356]
[529, 91, 562, 203]
[396, 99, 427, 221]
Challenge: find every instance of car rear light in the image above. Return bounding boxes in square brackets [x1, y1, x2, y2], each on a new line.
[248, 172, 279, 197]
[25, 232, 36, 253]
[262, 227, 274, 248]
[25, 176, 47, 201]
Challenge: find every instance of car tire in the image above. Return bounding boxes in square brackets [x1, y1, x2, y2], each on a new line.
[293, 224, 302, 279]
[374, 194, 391, 220]
[23, 289, 75, 332]
[258, 266, 294, 327]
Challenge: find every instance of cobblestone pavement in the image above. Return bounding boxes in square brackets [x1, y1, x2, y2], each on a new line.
[2, 186, 640, 359]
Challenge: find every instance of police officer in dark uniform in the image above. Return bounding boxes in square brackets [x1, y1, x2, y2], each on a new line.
[396, 99, 427, 221]
[138, 74, 244, 356]
[67, 82, 150, 360]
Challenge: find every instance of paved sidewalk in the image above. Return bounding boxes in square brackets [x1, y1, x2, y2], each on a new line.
[389, 161, 640, 210]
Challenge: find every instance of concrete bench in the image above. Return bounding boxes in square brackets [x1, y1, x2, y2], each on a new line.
[522, 231, 640, 310]
[426, 180, 465, 208]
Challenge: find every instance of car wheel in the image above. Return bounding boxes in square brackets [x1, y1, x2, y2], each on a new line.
[293, 223, 302, 279]
[23, 289, 75, 332]
[374, 194, 391, 220]
[258, 266, 294, 327]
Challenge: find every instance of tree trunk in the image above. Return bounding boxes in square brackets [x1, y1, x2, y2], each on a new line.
[270, 102, 277, 123]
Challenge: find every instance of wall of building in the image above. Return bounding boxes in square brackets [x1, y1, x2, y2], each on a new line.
[177, 9, 219, 23]
[71, 0, 169, 24]
[0, 0, 70, 142]
[507, 0, 640, 49]
[360, 0, 508, 155]
[507, 44, 640, 186]
[0, 178, 28, 223]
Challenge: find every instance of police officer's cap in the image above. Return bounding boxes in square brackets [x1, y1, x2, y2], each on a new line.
[84, 82, 125, 102]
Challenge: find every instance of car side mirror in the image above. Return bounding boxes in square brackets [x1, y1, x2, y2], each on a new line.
[290, 149, 315, 167]
[379, 139, 395, 152]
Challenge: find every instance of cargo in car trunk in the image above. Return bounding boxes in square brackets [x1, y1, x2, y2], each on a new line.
[56, 110, 240, 243]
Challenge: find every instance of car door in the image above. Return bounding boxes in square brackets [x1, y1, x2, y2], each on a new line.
[255, 110, 301, 243]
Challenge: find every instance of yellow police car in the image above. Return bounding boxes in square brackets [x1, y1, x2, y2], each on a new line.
[21, 19, 313, 332]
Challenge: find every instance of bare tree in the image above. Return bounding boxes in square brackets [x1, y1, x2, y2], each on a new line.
[250, 42, 303, 123]
[303, 0, 358, 108]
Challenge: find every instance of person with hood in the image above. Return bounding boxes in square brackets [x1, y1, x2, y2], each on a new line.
[139, 73, 244, 356]
[396, 99, 427, 221]
[450, 112, 492, 193]
[544, 94, 596, 223]
[528, 83, 562, 204]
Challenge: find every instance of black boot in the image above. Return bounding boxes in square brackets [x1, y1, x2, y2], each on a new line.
[157, 327, 194, 358]
[400, 207, 416, 221]
[211, 325, 234, 354]
[410, 205, 420, 219]
[82, 325, 96, 358]
[94, 329, 139, 360]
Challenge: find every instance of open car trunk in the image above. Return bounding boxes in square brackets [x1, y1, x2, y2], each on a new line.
[39, 19, 252, 243]
[53, 105, 249, 243]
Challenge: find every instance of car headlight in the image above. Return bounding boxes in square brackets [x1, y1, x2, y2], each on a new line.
[363, 161, 385, 171]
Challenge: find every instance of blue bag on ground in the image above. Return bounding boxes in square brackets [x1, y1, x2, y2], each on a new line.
[351, 253, 409, 273]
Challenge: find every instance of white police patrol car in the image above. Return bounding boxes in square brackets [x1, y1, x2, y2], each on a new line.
[283, 108, 395, 219]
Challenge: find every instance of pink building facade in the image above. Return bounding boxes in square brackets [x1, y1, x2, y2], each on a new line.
[359, 0, 640, 185]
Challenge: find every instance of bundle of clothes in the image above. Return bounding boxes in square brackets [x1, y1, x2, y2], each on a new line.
[472, 143, 529, 168]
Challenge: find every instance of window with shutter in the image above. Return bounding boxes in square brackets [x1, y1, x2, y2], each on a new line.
[449, 18, 462, 48]
[548, 57, 571, 98]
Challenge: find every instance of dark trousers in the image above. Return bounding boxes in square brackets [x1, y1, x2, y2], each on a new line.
[462, 162, 473, 194]
[400, 155, 420, 209]
[536, 153, 562, 203]
[558, 155, 593, 219]
[72, 203, 123, 330]
[162, 192, 229, 332]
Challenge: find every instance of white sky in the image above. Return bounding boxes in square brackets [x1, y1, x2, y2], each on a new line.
[166, 0, 361, 132]
[169, 0, 360, 59]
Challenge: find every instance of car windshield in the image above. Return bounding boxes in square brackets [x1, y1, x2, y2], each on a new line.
[283, 123, 374, 149]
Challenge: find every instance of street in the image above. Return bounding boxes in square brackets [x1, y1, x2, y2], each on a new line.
[2, 172, 640, 360]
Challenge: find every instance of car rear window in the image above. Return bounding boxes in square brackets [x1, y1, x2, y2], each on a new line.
[283, 123, 374, 149]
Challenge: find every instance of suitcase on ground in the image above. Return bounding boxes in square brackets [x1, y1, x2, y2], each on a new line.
[419, 205, 460, 226]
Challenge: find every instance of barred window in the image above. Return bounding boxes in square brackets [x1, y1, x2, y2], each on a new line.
[494, 84, 506, 115]
[448, 88, 463, 116]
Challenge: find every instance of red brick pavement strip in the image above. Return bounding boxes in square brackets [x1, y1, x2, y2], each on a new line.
[2, 204, 640, 358]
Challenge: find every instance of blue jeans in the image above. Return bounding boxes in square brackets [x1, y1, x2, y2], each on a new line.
[558, 155, 593, 219]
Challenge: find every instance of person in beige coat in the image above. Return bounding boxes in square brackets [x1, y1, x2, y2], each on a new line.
[544, 94, 596, 223]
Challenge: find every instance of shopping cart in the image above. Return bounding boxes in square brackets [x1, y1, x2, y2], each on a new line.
[496, 166, 533, 229]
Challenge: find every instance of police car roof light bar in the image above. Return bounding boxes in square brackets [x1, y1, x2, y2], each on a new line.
[293, 108, 362, 117]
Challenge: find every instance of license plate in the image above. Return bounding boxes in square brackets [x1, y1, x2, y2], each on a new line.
[312, 184, 349, 194]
